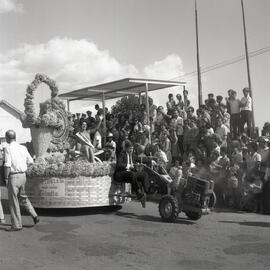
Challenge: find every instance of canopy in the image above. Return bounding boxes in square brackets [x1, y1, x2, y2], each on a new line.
[60, 77, 186, 143]
[59, 78, 186, 101]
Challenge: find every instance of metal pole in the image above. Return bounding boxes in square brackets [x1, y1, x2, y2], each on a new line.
[67, 100, 70, 112]
[145, 83, 151, 144]
[241, 0, 255, 131]
[102, 92, 107, 144]
[195, 0, 203, 106]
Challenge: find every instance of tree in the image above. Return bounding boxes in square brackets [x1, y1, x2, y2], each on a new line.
[111, 95, 153, 116]
[262, 122, 270, 136]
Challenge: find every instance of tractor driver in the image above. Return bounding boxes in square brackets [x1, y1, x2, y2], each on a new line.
[114, 140, 149, 208]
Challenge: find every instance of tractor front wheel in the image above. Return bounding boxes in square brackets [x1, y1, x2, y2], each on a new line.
[158, 195, 179, 222]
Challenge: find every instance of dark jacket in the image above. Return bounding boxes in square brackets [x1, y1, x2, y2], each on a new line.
[115, 150, 138, 172]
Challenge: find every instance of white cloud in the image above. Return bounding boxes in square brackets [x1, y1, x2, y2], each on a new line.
[0, 0, 23, 13]
[143, 54, 184, 80]
[0, 37, 185, 112]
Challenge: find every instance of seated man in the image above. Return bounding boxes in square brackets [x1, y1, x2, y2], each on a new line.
[114, 140, 149, 208]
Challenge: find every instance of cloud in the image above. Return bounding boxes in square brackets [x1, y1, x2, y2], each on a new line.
[143, 54, 184, 80]
[0, 37, 185, 112]
[0, 0, 23, 13]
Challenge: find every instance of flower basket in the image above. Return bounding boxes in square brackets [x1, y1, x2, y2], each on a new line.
[25, 175, 131, 208]
[31, 127, 52, 157]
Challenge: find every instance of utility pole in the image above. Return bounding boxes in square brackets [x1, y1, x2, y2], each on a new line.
[195, 0, 203, 107]
[241, 0, 255, 132]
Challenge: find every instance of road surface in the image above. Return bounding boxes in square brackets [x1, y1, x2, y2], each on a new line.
[0, 194, 270, 270]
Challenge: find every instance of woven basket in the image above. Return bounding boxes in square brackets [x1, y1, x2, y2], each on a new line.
[31, 127, 52, 157]
[25, 175, 130, 208]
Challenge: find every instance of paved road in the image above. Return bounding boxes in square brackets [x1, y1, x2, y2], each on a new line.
[0, 195, 270, 270]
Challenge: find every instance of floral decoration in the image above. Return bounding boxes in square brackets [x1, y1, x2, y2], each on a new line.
[22, 73, 65, 128]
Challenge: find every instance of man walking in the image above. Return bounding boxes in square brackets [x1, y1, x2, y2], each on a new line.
[3, 130, 39, 231]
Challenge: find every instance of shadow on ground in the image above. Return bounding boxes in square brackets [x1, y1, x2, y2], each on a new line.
[219, 220, 270, 228]
[1, 199, 122, 217]
[36, 205, 122, 217]
[115, 211, 195, 225]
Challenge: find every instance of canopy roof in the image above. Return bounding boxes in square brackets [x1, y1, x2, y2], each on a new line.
[59, 78, 186, 101]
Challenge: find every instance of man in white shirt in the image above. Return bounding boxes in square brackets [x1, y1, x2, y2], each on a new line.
[3, 130, 39, 231]
[240, 87, 253, 137]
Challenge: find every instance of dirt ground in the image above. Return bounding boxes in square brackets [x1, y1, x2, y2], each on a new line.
[0, 188, 270, 270]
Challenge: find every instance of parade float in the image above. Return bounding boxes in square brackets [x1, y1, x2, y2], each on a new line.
[23, 74, 127, 208]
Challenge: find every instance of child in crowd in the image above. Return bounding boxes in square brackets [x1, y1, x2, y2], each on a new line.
[169, 160, 183, 194]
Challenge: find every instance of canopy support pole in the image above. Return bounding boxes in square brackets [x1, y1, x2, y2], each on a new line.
[102, 92, 106, 144]
[67, 100, 70, 112]
[145, 83, 151, 144]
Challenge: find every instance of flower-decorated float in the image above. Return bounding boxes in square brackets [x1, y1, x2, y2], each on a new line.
[23, 74, 128, 208]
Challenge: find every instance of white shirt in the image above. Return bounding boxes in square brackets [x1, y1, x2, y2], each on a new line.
[4, 141, 33, 173]
[93, 131, 102, 149]
[126, 153, 133, 170]
[171, 117, 184, 135]
[228, 99, 241, 114]
[241, 95, 252, 111]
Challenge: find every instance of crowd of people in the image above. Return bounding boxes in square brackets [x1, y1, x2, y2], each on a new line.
[68, 87, 270, 212]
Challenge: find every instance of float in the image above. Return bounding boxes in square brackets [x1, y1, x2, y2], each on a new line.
[23, 74, 128, 208]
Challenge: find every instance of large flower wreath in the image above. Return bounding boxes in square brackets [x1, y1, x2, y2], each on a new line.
[22, 73, 65, 128]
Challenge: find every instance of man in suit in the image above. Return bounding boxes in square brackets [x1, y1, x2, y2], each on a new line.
[114, 140, 149, 208]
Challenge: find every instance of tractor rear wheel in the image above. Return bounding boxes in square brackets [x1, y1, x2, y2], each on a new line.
[158, 195, 179, 222]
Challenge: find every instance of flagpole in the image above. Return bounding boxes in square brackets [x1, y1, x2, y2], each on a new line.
[195, 0, 203, 107]
[241, 0, 255, 131]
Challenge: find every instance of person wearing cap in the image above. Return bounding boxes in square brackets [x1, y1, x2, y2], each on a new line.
[114, 140, 149, 208]
[104, 133, 116, 161]
[216, 95, 224, 108]
[240, 87, 253, 137]
[207, 93, 215, 106]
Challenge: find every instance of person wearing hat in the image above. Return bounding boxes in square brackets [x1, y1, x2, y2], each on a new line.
[105, 132, 116, 151]
[104, 132, 116, 161]
[240, 87, 253, 137]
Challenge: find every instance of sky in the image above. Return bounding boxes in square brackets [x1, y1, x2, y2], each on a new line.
[0, 0, 269, 129]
